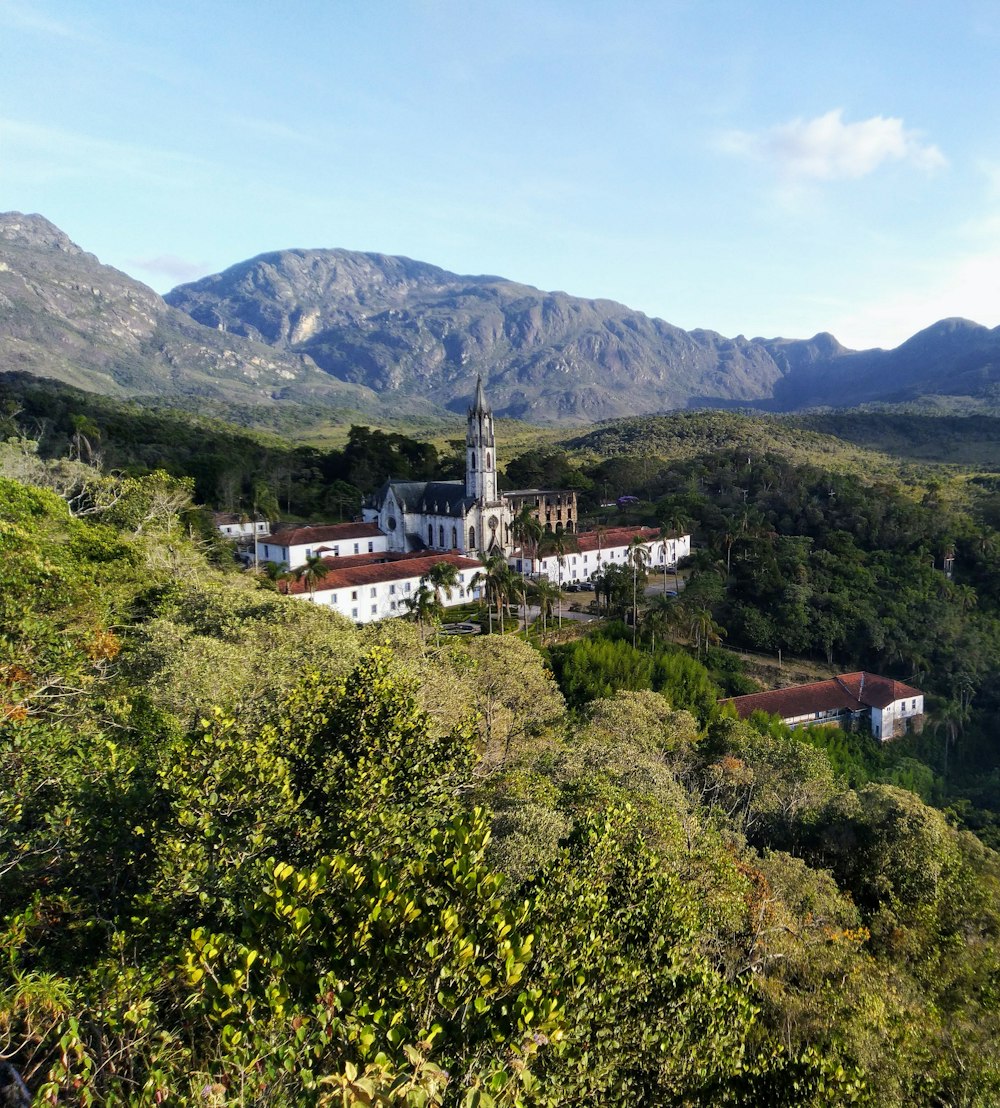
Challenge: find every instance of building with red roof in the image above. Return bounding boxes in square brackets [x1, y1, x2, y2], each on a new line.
[512, 525, 691, 586]
[722, 671, 925, 741]
[279, 551, 483, 624]
[256, 522, 389, 569]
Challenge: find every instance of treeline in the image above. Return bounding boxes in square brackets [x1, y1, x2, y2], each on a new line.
[4, 467, 1000, 1103]
[0, 373, 460, 521]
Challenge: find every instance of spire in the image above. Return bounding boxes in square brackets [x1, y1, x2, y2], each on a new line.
[471, 374, 488, 416]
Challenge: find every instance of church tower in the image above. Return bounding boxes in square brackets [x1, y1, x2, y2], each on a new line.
[466, 375, 498, 503]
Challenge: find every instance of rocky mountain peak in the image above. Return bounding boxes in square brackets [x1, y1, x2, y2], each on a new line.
[0, 212, 87, 256]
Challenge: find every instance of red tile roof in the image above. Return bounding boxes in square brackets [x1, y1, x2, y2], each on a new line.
[722, 672, 922, 720]
[268, 522, 384, 546]
[280, 552, 482, 596]
[571, 527, 662, 555]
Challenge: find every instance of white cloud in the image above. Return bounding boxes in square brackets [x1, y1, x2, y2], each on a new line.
[128, 255, 207, 283]
[723, 108, 946, 181]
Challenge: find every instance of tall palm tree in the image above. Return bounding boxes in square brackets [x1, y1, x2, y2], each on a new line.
[662, 512, 690, 591]
[512, 504, 543, 574]
[540, 532, 579, 628]
[689, 608, 726, 657]
[293, 551, 327, 601]
[642, 592, 684, 651]
[529, 577, 562, 640]
[406, 581, 440, 644]
[475, 551, 515, 633]
[425, 560, 460, 609]
[626, 536, 651, 647]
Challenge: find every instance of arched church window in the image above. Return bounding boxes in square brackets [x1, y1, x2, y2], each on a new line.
[439, 525, 445, 547]
[428, 524, 433, 546]
[471, 452, 477, 470]
[469, 526, 476, 549]
[452, 526, 458, 548]
[486, 452, 491, 469]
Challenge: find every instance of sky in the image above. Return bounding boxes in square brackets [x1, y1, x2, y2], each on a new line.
[3, 0, 1000, 351]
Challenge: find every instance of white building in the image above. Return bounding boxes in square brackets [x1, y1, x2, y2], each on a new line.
[723, 672, 925, 741]
[257, 522, 389, 569]
[364, 377, 514, 557]
[213, 512, 271, 541]
[279, 552, 483, 624]
[513, 526, 691, 585]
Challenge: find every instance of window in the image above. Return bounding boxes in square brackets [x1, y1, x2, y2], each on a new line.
[353, 543, 359, 554]
[404, 581, 411, 592]
[469, 526, 476, 549]
[485, 452, 490, 468]
[439, 525, 445, 547]
[389, 583, 396, 595]
[428, 524, 434, 545]
[370, 587, 376, 598]
[371, 604, 377, 615]
[331, 593, 337, 603]
[390, 601, 397, 610]
[333, 545, 339, 556]
[351, 590, 358, 601]
[452, 526, 458, 548]
[912, 699, 917, 709]
[471, 451, 477, 469]
[368, 541, 374, 552]
[351, 607, 358, 619]
[263, 545, 270, 558]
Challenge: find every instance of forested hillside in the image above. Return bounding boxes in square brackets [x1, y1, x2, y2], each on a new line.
[4, 417, 1000, 1104]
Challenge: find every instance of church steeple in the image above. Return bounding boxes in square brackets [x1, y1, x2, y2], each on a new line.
[466, 375, 498, 502]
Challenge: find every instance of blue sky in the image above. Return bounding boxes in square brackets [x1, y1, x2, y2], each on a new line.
[3, 0, 999, 350]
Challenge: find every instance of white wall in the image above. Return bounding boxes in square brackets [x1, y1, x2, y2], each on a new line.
[257, 533, 389, 568]
[526, 536, 690, 584]
[302, 568, 480, 624]
[872, 694, 925, 741]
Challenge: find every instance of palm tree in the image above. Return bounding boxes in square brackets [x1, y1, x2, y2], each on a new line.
[512, 504, 543, 573]
[406, 581, 440, 644]
[293, 551, 327, 601]
[661, 512, 690, 591]
[475, 551, 515, 633]
[689, 608, 726, 657]
[626, 536, 651, 647]
[425, 560, 460, 609]
[540, 532, 579, 629]
[529, 577, 562, 640]
[642, 592, 684, 651]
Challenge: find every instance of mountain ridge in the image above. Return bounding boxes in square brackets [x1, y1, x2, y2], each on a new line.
[6, 211, 1000, 425]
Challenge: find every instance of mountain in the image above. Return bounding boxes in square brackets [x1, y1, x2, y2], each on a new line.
[0, 213, 389, 420]
[164, 248, 838, 421]
[6, 211, 1000, 426]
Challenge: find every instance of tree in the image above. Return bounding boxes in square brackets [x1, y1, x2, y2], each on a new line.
[424, 560, 459, 609]
[474, 551, 515, 633]
[293, 550, 327, 600]
[529, 577, 562, 640]
[512, 504, 543, 572]
[406, 581, 440, 643]
[627, 536, 651, 647]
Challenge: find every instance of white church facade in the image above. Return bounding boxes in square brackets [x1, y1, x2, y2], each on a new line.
[364, 377, 515, 557]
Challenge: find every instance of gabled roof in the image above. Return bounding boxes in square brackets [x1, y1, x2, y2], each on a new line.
[280, 552, 482, 596]
[370, 480, 475, 517]
[268, 522, 384, 546]
[567, 526, 662, 555]
[722, 672, 923, 720]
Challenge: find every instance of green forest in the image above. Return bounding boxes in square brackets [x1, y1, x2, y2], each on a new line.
[5, 378, 1000, 1104]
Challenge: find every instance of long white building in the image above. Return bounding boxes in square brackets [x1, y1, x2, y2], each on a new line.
[514, 526, 691, 585]
[278, 552, 482, 624]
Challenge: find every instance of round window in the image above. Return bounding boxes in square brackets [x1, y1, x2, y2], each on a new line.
[387, 516, 397, 530]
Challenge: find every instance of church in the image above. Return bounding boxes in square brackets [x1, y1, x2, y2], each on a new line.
[363, 377, 516, 557]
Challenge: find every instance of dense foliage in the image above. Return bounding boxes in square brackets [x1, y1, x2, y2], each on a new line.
[3, 462, 1000, 1107]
